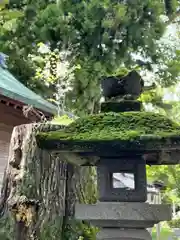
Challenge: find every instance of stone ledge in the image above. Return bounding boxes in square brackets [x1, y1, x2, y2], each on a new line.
[75, 202, 171, 228]
[97, 228, 151, 240]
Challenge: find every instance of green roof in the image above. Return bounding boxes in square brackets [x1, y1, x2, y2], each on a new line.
[0, 67, 57, 114]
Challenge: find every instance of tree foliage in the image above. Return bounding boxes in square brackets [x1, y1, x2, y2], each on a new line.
[0, 0, 179, 114]
[0, 1, 180, 239]
[147, 164, 180, 205]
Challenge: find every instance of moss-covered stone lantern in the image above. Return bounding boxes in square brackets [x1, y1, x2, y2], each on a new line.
[37, 70, 180, 239]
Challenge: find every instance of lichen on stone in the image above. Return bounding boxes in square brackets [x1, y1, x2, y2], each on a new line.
[37, 111, 180, 143]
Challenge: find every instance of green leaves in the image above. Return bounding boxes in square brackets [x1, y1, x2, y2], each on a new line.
[51, 115, 75, 125]
[0, 8, 24, 35]
[0, 0, 179, 116]
[164, 0, 179, 16]
[0, 0, 8, 10]
[147, 164, 180, 204]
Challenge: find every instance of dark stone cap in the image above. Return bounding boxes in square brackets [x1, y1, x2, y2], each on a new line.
[101, 70, 144, 100]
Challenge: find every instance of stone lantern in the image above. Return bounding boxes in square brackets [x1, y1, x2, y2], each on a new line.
[37, 70, 180, 239]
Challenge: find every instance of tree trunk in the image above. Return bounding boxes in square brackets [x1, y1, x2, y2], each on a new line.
[0, 123, 97, 240]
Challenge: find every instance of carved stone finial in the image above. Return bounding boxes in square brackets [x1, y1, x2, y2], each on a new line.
[101, 70, 144, 101]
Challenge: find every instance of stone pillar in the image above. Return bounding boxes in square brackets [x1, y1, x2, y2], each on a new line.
[75, 157, 172, 240]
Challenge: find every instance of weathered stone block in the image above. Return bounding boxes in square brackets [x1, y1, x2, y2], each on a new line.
[75, 202, 172, 229]
[97, 228, 152, 240]
[97, 158, 147, 202]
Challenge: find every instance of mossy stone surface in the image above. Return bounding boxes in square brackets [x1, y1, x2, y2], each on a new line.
[37, 111, 180, 142]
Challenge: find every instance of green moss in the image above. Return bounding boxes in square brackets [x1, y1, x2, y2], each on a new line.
[37, 111, 180, 142]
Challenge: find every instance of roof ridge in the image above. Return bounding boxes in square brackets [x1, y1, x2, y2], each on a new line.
[0, 66, 57, 114]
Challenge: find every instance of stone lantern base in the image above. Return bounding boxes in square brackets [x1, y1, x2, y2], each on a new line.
[97, 229, 151, 240]
[75, 202, 172, 240]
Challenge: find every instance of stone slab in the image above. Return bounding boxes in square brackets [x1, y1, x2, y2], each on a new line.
[97, 228, 152, 240]
[75, 202, 171, 228]
[85, 220, 155, 228]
